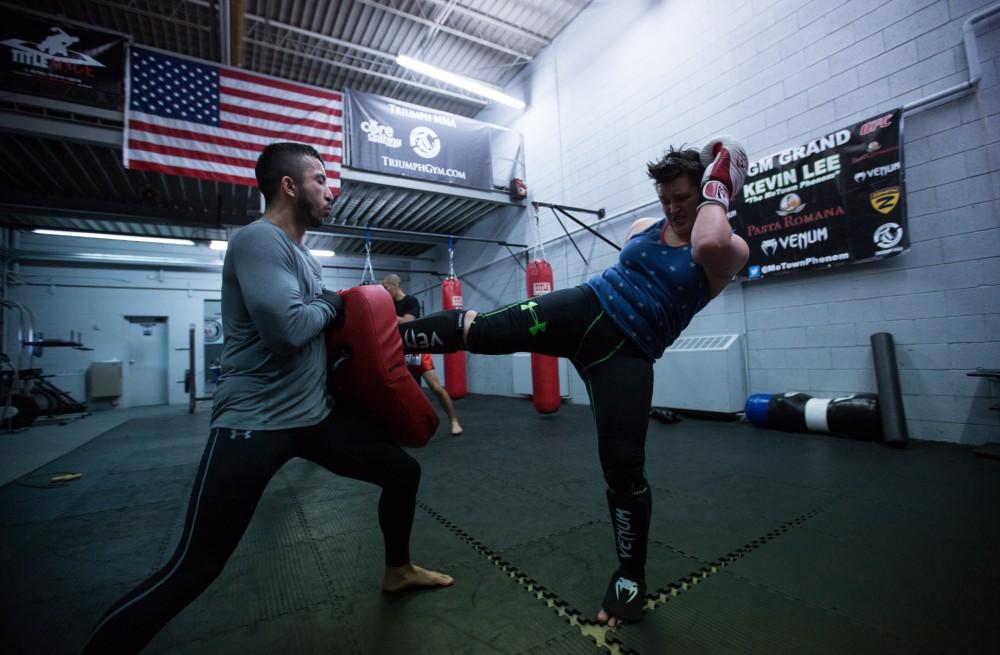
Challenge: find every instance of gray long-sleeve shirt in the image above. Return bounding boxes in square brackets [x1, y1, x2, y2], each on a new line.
[210, 219, 335, 430]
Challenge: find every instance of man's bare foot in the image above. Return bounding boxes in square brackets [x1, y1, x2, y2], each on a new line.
[596, 608, 622, 628]
[382, 562, 454, 593]
[450, 418, 463, 436]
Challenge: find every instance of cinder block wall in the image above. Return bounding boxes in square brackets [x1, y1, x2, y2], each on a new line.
[431, 0, 999, 444]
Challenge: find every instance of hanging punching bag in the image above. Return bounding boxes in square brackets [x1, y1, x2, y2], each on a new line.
[441, 274, 467, 399]
[526, 258, 560, 413]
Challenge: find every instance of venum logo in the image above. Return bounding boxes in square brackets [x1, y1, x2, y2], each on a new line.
[403, 330, 443, 350]
[615, 576, 639, 603]
[614, 508, 636, 560]
[761, 228, 829, 255]
[853, 161, 901, 184]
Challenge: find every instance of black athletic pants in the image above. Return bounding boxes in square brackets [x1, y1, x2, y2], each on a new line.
[402, 284, 654, 579]
[79, 405, 419, 655]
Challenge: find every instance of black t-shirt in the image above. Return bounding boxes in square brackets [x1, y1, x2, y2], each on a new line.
[394, 294, 420, 320]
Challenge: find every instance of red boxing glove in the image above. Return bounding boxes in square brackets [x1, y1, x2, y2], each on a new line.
[698, 136, 748, 211]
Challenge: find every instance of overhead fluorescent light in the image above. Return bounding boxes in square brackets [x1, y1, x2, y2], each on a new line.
[396, 55, 526, 109]
[33, 229, 195, 246]
[208, 240, 331, 257]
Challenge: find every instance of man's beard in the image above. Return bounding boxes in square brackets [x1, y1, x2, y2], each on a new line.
[298, 196, 327, 228]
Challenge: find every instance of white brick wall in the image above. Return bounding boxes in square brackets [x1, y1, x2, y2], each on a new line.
[4, 232, 425, 406]
[445, 0, 1000, 444]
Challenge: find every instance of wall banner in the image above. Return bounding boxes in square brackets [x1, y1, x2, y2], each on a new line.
[346, 90, 494, 190]
[732, 109, 907, 280]
[1, 12, 126, 109]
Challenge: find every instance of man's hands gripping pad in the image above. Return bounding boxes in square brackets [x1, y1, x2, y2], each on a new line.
[699, 136, 748, 211]
[326, 285, 439, 447]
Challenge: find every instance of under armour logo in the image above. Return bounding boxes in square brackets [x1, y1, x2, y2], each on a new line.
[230, 429, 253, 440]
[520, 301, 547, 336]
[615, 576, 638, 603]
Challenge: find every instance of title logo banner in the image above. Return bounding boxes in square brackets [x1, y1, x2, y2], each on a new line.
[732, 109, 907, 280]
[1, 12, 125, 109]
[346, 91, 493, 190]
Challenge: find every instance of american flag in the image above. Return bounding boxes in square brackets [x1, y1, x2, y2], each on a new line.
[125, 47, 342, 194]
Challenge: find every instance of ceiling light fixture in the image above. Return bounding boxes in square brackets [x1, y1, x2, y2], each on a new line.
[210, 240, 332, 258]
[33, 229, 196, 246]
[396, 55, 525, 109]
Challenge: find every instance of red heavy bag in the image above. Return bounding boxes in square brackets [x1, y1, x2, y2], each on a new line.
[526, 258, 560, 413]
[441, 276, 467, 399]
[326, 285, 439, 447]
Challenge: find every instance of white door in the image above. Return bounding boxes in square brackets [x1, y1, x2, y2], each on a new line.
[125, 317, 169, 407]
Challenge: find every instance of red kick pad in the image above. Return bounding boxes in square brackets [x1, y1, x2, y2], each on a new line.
[326, 285, 439, 447]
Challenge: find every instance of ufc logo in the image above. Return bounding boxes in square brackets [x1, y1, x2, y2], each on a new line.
[860, 114, 892, 136]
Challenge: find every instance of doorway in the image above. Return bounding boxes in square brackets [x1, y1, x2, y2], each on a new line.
[124, 316, 169, 407]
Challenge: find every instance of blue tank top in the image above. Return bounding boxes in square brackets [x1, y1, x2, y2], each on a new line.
[585, 219, 711, 360]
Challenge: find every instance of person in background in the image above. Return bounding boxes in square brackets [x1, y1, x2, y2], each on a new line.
[383, 273, 464, 436]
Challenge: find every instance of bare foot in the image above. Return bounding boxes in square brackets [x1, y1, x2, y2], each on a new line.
[597, 608, 622, 629]
[450, 418, 463, 436]
[382, 562, 454, 593]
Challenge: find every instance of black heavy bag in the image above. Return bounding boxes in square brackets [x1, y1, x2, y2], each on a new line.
[826, 393, 882, 441]
[767, 392, 811, 432]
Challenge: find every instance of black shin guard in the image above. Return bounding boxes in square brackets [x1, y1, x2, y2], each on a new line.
[399, 309, 466, 353]
[607, 484, 651, 576]
[602, 484, 651, 621]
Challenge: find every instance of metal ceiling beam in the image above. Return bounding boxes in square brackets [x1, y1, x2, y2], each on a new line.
[184, 0, 396, 62]
[0, 113, 515, 207]
[45, 0, 211, 34]
[0, 200, 246, 232]
[419, 0, 551, 46]
[0, 112, 122, 148]
[315, 224, 526, 248]
[219, 0, 232, 64]
[231, 0, 246, 66]
[0, 2, 134, 38]
[1, 94, 123, 122]
[243, 38, 486, 105]
[342, 168, 519, 205]
[356, 0, 533, 61]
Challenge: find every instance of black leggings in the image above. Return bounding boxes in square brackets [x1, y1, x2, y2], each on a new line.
[428, 284, 656, 579]
[467, 285, 654, 495]
[79, 406, 419, 655]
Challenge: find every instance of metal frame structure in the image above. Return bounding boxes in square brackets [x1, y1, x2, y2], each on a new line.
[0, 1, 591, 258]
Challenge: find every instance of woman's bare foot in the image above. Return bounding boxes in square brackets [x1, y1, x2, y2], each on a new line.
[382, 562, 454, 593]
[596, 608, 622, 628]
[450, 418, 463, 436]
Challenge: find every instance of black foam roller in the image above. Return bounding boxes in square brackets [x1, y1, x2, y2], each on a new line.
[870, 332, 908, 448]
